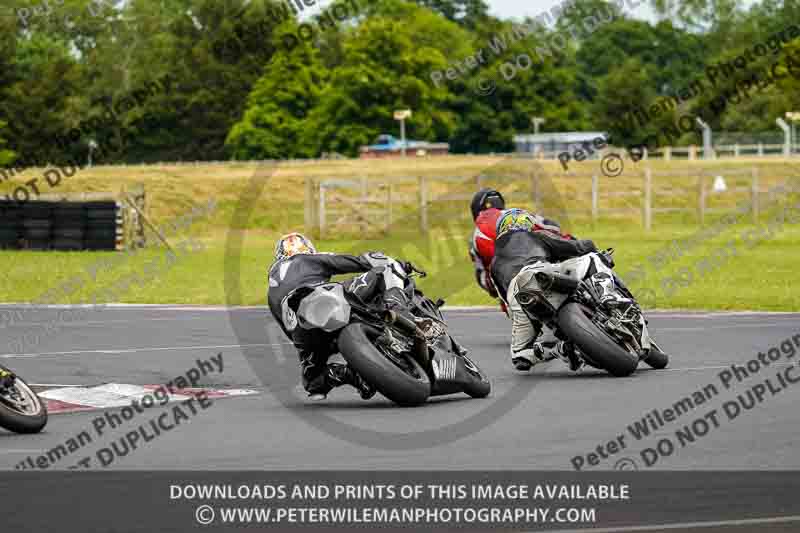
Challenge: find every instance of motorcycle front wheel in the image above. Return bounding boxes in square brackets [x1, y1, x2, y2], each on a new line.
[557, 303, 639, 377]
[338, 323, 431, 406]
[0, 369, 48, 434]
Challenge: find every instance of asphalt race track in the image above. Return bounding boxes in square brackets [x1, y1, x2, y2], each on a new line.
[1, 305, 799, 473]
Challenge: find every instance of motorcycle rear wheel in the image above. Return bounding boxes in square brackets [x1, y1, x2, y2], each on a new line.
[557, 303, 639, 377]
[338, 323, 431, 406]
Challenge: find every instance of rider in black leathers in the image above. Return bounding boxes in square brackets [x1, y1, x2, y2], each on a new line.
[268, 233, 410, 401]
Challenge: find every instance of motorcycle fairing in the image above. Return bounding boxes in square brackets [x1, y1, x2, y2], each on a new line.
[295, 283, 352, 332]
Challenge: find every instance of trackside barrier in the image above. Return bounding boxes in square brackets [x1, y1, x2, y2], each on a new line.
[0, 186, 147, 251]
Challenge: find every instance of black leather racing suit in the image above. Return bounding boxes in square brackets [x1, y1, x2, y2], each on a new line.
[491, 229, 598, 303]
[268, 252, 406, 396]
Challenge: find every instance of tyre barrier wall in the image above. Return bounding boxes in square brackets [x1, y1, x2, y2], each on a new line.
[0, 200, 122, 251]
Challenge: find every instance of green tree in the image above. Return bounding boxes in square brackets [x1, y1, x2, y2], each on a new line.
[0, 121, 17, 167]
[410, 0, 490, 29]
[227, 33, 327, 159]
[592, 58, 665, 147]
[298, 6, 466, 156]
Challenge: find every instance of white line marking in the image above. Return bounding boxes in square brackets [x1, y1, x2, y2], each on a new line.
[1, 317, 202, 328]
[0, 304, 266, 311]
[29, 383, 85, 388]
[544, 514, 800, 532]
[1, 304, 798, 316]
[0, 450, 46, 455]
[659, 362, 796, 373]
[0, 342, 293, 359]
[659, 322, 800, 331]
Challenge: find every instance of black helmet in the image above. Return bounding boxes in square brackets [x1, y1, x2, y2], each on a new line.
[470, 188, 505, 220]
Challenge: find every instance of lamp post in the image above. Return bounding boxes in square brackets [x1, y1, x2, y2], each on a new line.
[786, 112, 800, 155]
[394, 109, 412, 157]
[87, 139, 98, 168]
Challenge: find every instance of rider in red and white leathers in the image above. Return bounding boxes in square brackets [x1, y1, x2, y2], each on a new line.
[468, 188, 566, 314]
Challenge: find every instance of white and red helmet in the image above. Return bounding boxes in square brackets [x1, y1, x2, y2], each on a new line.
[274, 232, 316, 261]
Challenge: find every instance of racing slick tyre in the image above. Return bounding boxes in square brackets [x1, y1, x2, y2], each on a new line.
[557, 302, 638, 377]
[0, 369, 48, 434]
[338, 323, 431, 406]
[643, 343, 669, 370]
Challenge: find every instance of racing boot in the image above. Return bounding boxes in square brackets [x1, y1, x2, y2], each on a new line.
[591, 272, 633, 308]
[513, 336, 554, 371]
[326, 363, 376, 400]
[552, 341, 583, 372]
[511, 321, 546, 372]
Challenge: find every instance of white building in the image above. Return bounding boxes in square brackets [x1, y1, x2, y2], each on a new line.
[514, 132, 608, 158]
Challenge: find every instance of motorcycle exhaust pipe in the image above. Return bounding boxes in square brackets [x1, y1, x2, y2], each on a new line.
[535, 271, 579, 293]
[384, 310, 418, 335]
[384, 310, 430, 367]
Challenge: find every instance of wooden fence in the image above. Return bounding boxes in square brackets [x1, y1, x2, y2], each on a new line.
[303, 164, 799, 237]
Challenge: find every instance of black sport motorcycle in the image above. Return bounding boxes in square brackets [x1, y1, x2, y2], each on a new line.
[284, 262, 490, 406]
[0, 364, 48, 433]
[514, 249, 669, 377]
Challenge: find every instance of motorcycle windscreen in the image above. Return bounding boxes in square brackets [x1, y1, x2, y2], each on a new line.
[297, 284, 352, 332]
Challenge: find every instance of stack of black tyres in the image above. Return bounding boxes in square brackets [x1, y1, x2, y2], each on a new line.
[85, 201, 118, 250]
[21, 202, 53, 250]
[52, 204, 86, 251]
[0, 205, 21, 249]
[0, 200, 118, 251]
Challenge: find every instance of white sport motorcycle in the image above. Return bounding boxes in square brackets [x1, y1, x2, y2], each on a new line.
[513, 249, 668, 377]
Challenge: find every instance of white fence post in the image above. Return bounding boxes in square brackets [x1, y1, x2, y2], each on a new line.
[751, 167, 759, 222]
[419, 176, 428, 233]
[319, 184, 327, 237]
[698, 174, 706, 225]
[304, 177, 314, 235]
[643, 168, 652, 231]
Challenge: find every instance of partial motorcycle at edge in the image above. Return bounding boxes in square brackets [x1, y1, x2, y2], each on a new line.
[0, 364, 48, 433]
